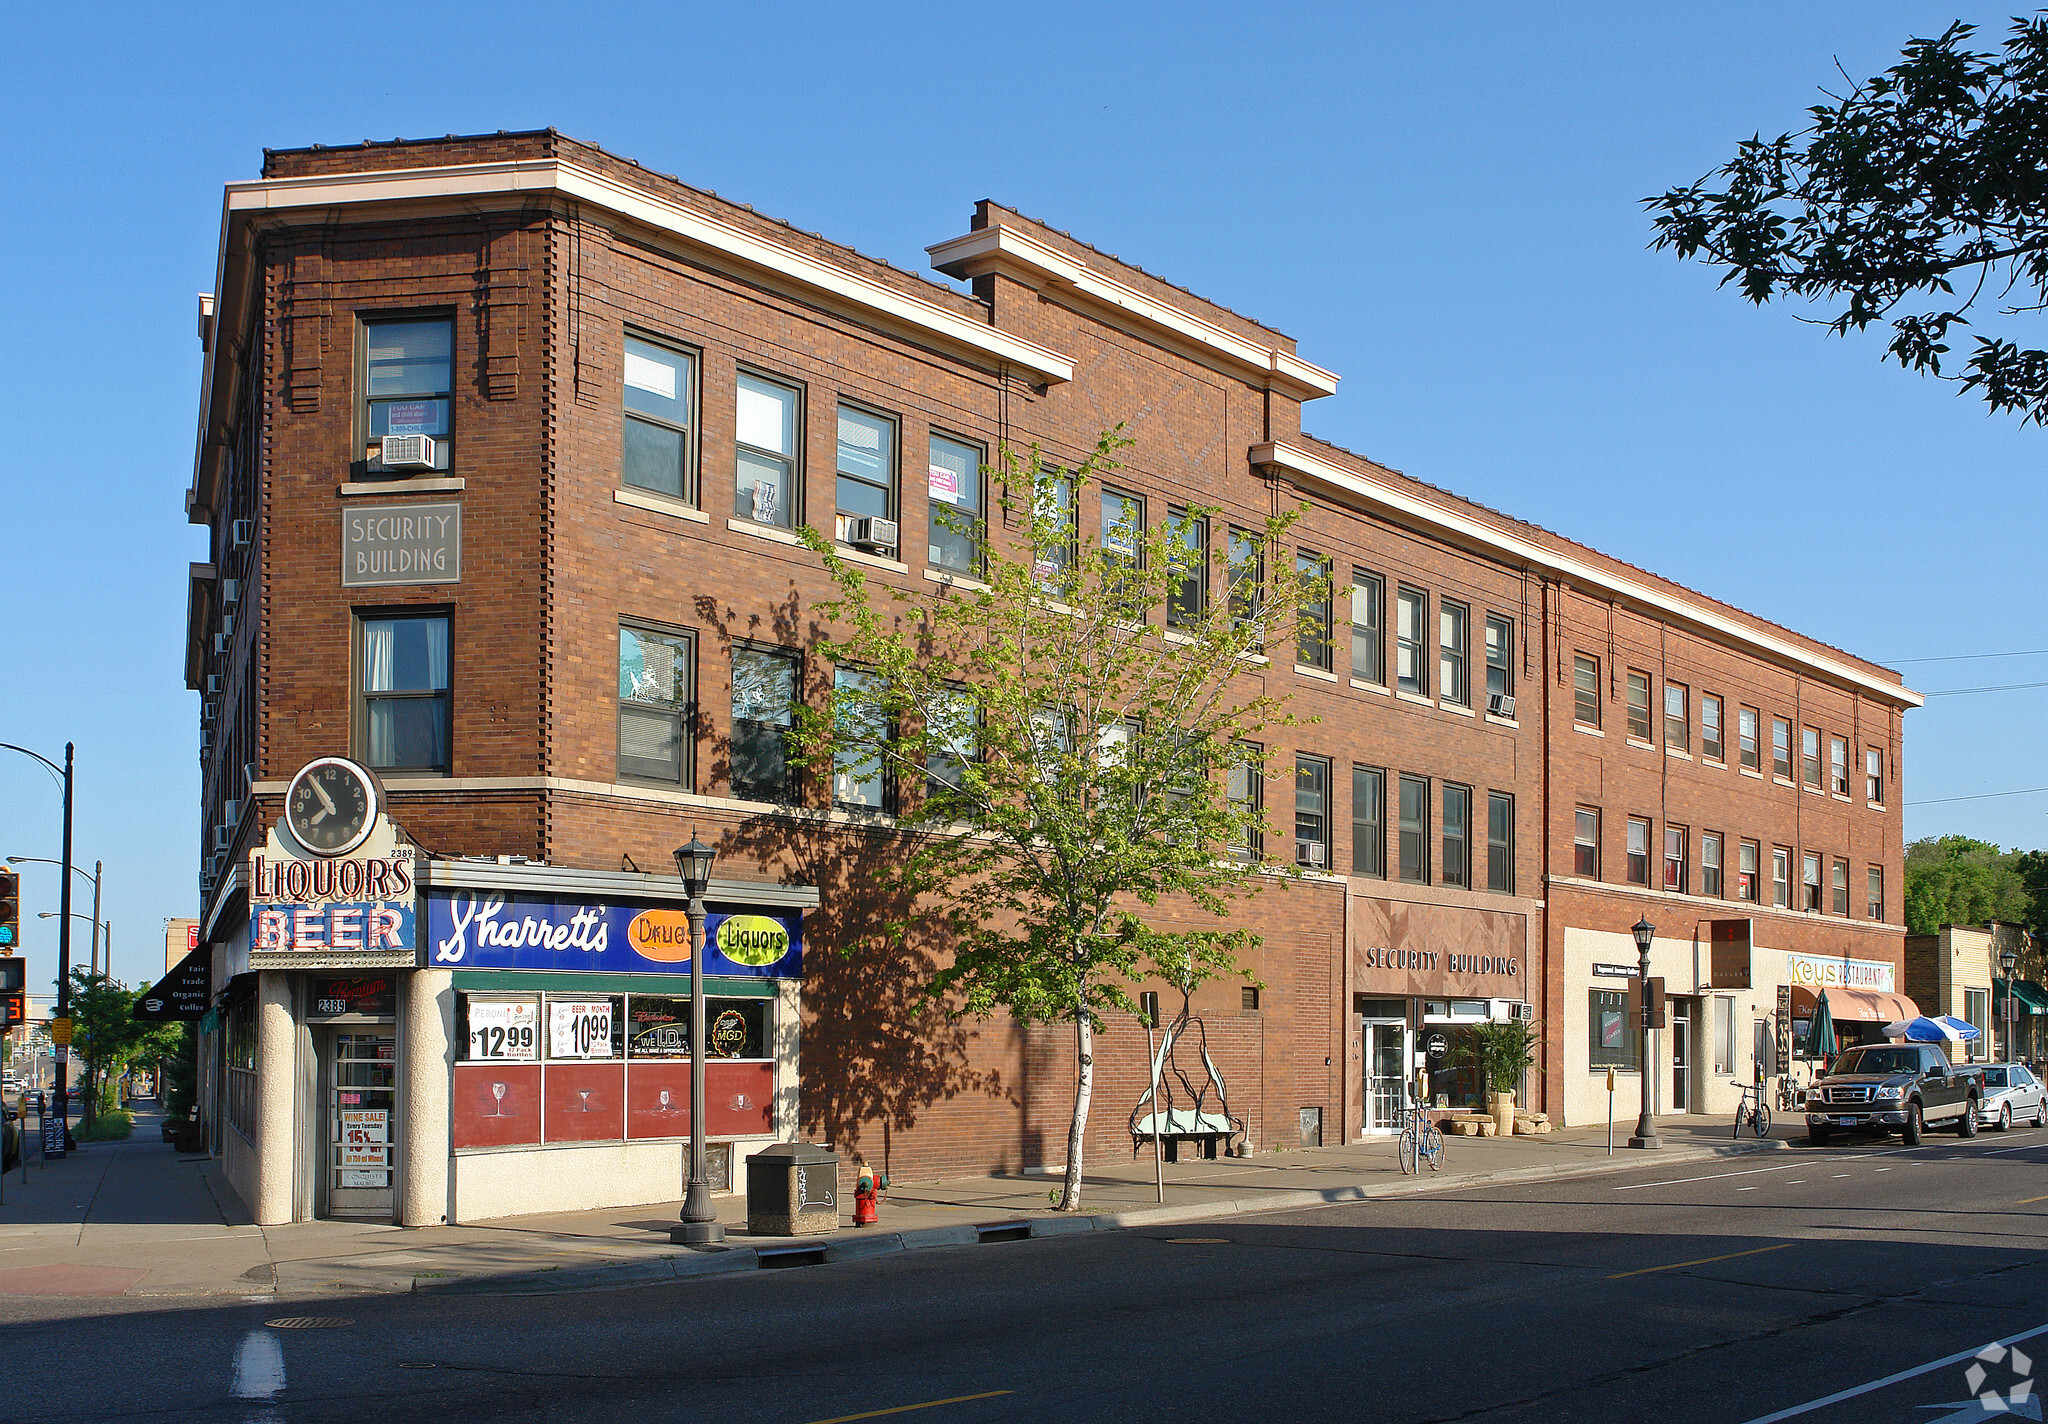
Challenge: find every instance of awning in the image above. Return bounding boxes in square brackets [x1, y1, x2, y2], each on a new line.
[1996, 979, 2048, 1015]
[1791, 986, 1919, 1022]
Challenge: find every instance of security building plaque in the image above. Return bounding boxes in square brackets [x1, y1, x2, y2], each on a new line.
[341, 502, 460, 587]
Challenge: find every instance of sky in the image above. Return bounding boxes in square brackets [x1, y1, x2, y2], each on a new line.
[2, 2, 2044, 998]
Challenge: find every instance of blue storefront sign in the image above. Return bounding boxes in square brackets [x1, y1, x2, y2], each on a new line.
[425, 889, 802, 978]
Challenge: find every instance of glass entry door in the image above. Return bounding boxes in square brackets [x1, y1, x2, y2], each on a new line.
[325, 1031, 396, 1219]
[1671, 1014, 1691, 1112]
[1364, 1022, 1409, 1133]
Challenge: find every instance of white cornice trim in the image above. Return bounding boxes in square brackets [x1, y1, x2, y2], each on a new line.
[927, 224, 1339, 401]
[1251, 440, 1921, 708]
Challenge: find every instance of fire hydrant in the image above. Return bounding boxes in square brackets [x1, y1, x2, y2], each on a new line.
[854, 1164, 886, 1226]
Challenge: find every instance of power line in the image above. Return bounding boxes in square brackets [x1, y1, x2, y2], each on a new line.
[1905, 785, 2048, 807]
[1922, 680, 2048, 698]
[1887, 648, 2048, 664]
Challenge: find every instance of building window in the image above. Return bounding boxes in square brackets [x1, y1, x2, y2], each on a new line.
[1439, 601, 1470, 706]
[1626, 816, 1651, 885]
[1801, 726, 1822, 788]
[1626, 671, 1652, 741]
[735, 372, 800, 528]
[1866, 745, 1885, 804]
[617, 624, 694, 785]
[1352, 765, 1385, 876]
[1396, 587, 1428, 695]
[731, 646, 798, 802]
[1966, 987, 1991, 1062]
[1574, 654, 1600, 727]
[1831, 857, 1850, 915]
[1296, 755, 1331, 868]
[1166, 509, 1208, 627]
[834, 404, 897, 543]
[1664, 825, 1687, 893]
[622, 334, 696, 502]
[1297, 554, 1333, 670]
[1739, 839, 1760, 902]
[1590, 989, 1637, 1071]
[1227, 744, 1263, 862]
[1486, 792, 1514, 893]
[1032, 470, 1078, 589]
[927, 433, 985, 575]
[1227, 529, 1263, 632]
[1802, 851, 1822, 911]
[1715, 996, 1736, 1074]
[1351, 572, 1384, 684]
[361, 315, 452, 473]
[1739, 705, 1760, 770]
[1104, 490, 1147, 618]
[1702, 695, 1724, 761]
[1772, 717, 1793, 779]
[1397, 774, 1430, 883]
[1772, 847, 1791, 908]
[1574, 806, 1600, 877]
[832, 667, 889, 811]
[1442, 783, 1471, 887]
[1829, 736, 1850, 796]
[1867, 865, 1884, 921]
[1702, 832, 1723, 898]
[1665, 682, 1689, 751]
[1242, 986, 1261, 1011]
[1485, 615, 1513, 710]
[924, 687, 977, 806]
[357, 612, 450, 773]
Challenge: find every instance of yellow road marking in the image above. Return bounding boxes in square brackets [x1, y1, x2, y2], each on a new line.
[1608, 1243, 1793, 1280]
[806, 1391, 1014, 1424]
[2019, 1194, 2048, 1205]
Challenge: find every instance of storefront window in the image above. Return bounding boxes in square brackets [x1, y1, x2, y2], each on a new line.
[625, 995, 770, 1060]
[1588, 989, 1637, 1071]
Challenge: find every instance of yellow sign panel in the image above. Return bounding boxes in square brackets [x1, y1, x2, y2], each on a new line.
[50, 1018, 72, 1044]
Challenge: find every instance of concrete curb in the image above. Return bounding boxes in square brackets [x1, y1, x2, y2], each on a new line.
[404, 1134, 1791, 1297]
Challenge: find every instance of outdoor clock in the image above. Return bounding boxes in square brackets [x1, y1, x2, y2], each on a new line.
[285, 757, 381, 857]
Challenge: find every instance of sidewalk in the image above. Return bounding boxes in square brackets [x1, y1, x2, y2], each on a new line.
[0, 1103, 1787, 1301]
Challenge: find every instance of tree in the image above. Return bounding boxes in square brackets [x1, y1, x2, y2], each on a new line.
[1902, 835, 2033, 935]
[792, 428, 1318, 1210]
[72, 971, 179, 1124]
[1648, 18, 2048, 423]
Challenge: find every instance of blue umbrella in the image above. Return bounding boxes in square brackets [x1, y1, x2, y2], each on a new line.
[1883, 1015, 1981, 1043]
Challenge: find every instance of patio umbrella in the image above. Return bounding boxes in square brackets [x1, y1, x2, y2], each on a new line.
[1882, 1015, 1982, 1043]
[1804, 991, 1835, 1060]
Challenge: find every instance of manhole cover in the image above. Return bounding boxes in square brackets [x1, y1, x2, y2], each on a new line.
[1164, 1238, 1231, 1245]
[265, 1317, 354, 1329]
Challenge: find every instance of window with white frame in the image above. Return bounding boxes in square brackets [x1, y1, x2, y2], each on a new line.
[1626, 671, 1652, 741]
[735, 372, 800, 528]
[1574, 806, 1599, 877]
[1866, 745, 1885, 804]
[1439, 601, 1470, 706]
[1626, 816, 1651, 885]
[1830, 735, 1850, 796]
[1702, 694, 1723, 761]
[1665, 682, 1689, 751]
[1739, 705, 1760, 770]
[1701, 832, 1723, 897]
[1574, 654, 1600, 727]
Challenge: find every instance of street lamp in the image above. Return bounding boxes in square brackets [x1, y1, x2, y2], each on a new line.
[38, 914, 111, 983]
[1628, 916, 1660, 1150]
[671, 831, 724, 1247]
[2001, 941, 2021, 1065]
[1, 743, 76, 1149]
[8, 858, 103, 978]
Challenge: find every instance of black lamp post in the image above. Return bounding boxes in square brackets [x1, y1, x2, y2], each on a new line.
[671, 832, 724, 1246]
[1627, 916, 1660, 1150]
[2001, 941, 2021, 1064]
[3, 742, 75, 1149]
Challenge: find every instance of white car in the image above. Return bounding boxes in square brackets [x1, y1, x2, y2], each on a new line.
[1980, 1063, 2047, 1130]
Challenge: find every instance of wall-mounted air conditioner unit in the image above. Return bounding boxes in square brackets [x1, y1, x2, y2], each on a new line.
[1296, 840, 1327, 867]
[201, 699, 218, 724]
[211, 826, 230, 852]
[380, 434, 437, 470]
[212, 634, 229, 656]
[231, 519, 253, 550]
[1488, 693, 1516, 719]
[222, 799, 241, 826]
[198, 730, 211, 755]
[222, 579, 240, 607]
[220, 614, 234, 636]
[1488, 999, 1534, 1023]
[848, 517, 899, 552]
[242, 762, 258, 787]
[205, 675, 222, 696]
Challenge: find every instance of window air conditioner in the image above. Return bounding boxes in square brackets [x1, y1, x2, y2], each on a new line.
[212, 634, 229, 656]
[848, 517, 899, 552]
[1296, 840, 1327, 867]
[242, 762, 258, 787]
[1488, 693, 1517, 719]
[1509, 1001, 1534, 1021]
[205, 675, 222, 696]
[231, 519, 253, 550]
[211, 826, 230, 852]
[223, 799, 241, 826]
[206, 853, 223, 879]
[222, 579, 240, 607]
[381, 433, 437, 470]
[221, 614, 234, 636]
[198, 731, 211, 755]
[202, 699, 218, 723]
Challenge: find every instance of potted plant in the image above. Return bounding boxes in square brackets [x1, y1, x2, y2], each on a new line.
[1456, 1019, 1541, 1136]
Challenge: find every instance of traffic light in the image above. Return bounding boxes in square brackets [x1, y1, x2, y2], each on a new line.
[0, 868, 16, 952]
[0, 959, 23, 1030]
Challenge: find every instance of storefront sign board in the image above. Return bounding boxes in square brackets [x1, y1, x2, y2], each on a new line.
[467, 1000, 538, 1060]
[426, 890, 802, 978]
[1348, 899, 1526, 999]
[1591, 962, 1640, 979]
[1783, 952, 1895, 993]
[308, 976, 397, 1019]
[250, 844, 417, 969]
[134, 950, 210, 1021]
[340, 502, 461, 587]
[1708, 918, 1753, 989]
[548, 1000, 615, 1059]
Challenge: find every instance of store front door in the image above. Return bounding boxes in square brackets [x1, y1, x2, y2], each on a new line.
[320, 1029, 396, 1220]
[1671, 1011, 1691, 1112]
[1364, 1021, 1409, 1133]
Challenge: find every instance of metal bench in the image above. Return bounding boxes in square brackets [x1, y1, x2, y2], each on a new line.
[1131, 1108, 1238, 1161]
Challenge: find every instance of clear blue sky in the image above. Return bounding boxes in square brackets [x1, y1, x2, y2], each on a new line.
[3, 3, 2042, 997]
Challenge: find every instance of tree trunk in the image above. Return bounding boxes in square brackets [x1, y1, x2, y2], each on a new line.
[1060, 1012, 1093, 1210]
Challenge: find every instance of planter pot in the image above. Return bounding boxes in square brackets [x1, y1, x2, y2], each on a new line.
[1489, 1091, 1516, 1138]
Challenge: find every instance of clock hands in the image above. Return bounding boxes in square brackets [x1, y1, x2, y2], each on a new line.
[309, 776, 338, 824]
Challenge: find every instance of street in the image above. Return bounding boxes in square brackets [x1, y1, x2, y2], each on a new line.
[3, 1128, 2044, 1423]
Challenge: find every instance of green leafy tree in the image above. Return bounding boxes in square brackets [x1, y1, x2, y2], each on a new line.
[71, 971, 179, 1125]
[1903, 835, 2034, 935]
[792, 429, 1318, 1210]
[1648, 18, 2048, 423]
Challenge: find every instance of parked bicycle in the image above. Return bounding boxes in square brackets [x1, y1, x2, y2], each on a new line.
[1398, 1084, 1446, 1174]
[1734, 1081, 1772, 1139]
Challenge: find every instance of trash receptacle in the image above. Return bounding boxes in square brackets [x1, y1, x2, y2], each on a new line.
[746, 1142, 840, 1236]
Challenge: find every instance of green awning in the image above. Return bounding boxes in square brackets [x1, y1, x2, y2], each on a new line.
[1995, 979, 2048, 1015]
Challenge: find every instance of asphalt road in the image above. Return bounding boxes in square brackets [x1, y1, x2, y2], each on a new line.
[8, 1126, 2048, 1424]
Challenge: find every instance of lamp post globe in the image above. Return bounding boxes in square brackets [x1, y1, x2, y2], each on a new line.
[1628, 916, 1660, 1149]
[671, 831, 725, 1246]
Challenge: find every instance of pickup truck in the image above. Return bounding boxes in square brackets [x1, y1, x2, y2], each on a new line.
[1805, 1042, 1984, 1146]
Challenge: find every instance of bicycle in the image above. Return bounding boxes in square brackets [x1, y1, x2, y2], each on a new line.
[1734, 1081, 1772, 1139]
[1397, 1086, 1446, 1175]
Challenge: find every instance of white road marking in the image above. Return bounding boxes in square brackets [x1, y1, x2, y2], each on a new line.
[1787, 1180, 1807, 1185]
[1615, 1163, 1802, 1191]
[1831, 1174, 1850, 1178]
[229, 1330, 284, 1400]
[1740, 1319, 2048, 1422]
[1737, 1187, 1758, 1192]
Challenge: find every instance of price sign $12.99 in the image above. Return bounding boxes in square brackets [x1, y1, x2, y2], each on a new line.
[468, 1001, 537, 1060]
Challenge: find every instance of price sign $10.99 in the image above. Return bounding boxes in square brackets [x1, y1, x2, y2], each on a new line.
[549, 1000, 615, 1059]
[467, 1000, 537, 1060]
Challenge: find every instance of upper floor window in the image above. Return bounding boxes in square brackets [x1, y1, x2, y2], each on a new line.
[1830, 735, 1850, 796]
[732, 646, 799, 803]
[1574, 806, 1600, 877]
[924, 686, 978, 806]
[1297, 554, 1334, 671]
[1486, 792, 1514, 894]
[1802, 851, 1822, 910]
[362, 316, 452, 473]
[1351, 571, 1385, 685]
[832, 667, 889, 811]
[1167, 510, 1208, 627]
[1831, 857, 1850, 915]
[927, 434, 985, 575]
[1701, 832, 1723, 897]
[1352, 765, 1385, 876]
[1738, 839, 1760, 901]
[1439, 601, 1470, 706]
[1867, 865, 1884, 921]
[736, 373, 800, 528]
[1701, 695, 1723, 762]
[1441, 783, 1471, 887]
[1227, 529, 1263, 632]
[1295, 755, 1331, 868]
[1626, 816, 1651, 885]
[1772, 717, 1793, 779]
[835, 404, 897, 543]
[618, 624, 694, 786]
[1035, 471, 1078, 588]
[1397, 775, 1430, 883]
[1866, 745, 1885, 804]
[358, 611, 450, 773]
[1626, 671, 1652, 741]
[1227, 744, 1263, 862]
[1103, 490, 1147, 618]
[1739, 705, 1760, 770]
[1664, 682, 1689, 752]
[1396, 588, 1428, 695]
[1663, 825, 1687, 893]
[1485, 615, 1512, 709]
[1801, 726, 1822, 788]
[622, 335, 696, 503]
[1772, 846, 1791, 907]
[1574, 655, 1601, 727]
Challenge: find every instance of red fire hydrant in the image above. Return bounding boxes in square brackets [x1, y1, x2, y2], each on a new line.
[854, 1164, 886, 1226]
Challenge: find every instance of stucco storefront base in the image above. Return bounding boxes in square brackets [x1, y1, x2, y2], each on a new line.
[448, 1138, 777, 1223]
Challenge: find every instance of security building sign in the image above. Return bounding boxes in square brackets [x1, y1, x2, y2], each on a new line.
[249, 757, 419, 970]
[341, 502, 460, 587]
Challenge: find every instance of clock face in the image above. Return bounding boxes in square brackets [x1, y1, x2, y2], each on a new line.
[286, 759, 378, 856]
